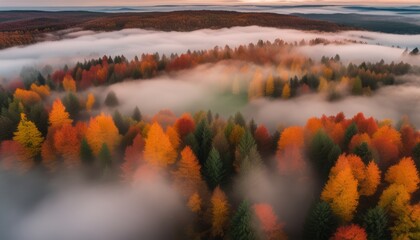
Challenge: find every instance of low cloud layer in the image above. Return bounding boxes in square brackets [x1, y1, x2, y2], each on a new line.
[0, 26, 419, 77]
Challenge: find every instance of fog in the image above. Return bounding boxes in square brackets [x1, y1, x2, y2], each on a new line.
[0, 26, 419, 77]
[0, 170, 185, 240]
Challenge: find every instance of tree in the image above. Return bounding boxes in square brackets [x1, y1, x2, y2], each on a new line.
[277, 126, 306, 174]
[309, 130, 338, 178]
[265, 74, 275, 96]
[303, 201, 338, 240]
[204, 148, 225, 189]
[144, 122, 177, 168]
[187, 192, 202, 213]
[385, 157, 419, 194]
[80, 138, 94, 166]
[414, 143, 420, 169]
[48, 99, 72, 128]
[193, 119, 213, 165]
[230, 200, 255, 240]
[173, 146, 204, 197]
[360, 161, 381, 196]
[352, 77, 363, 95]
[53, 124, 81, 168]
[13, 113, 44, 159]
[361, 207, 388, 240]
[62, 74, 76, 92]
[104, 91, 119, 107]
[344, 123, 358, 151]
[132, 106, 142, 122]
[0, 140, 31, 172]
[253, 203, 286, 240]
[166, 126, 180, 150]
[372, 125, 402, 167]
[281, 83, 291, 99]
[379, 184, 410, 217]
[353, 142, 373, 164]
[98, 143, 112, 175]
[174, 113, 195, 139]
[211, 187, 230, 237]
[331, 224, 367, 240]
[321, 167, 359, 222]
[86, 113, 120, 156]
[62, 93, 80, 119]
[113, 110, 129, 135]
[86, 93, 95, 112]
[121, 134, 145, 180]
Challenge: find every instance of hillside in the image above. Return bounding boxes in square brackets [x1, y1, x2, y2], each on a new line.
[0, 10, 356, 49]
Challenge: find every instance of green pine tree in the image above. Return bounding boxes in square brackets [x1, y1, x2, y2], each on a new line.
[361, 207, 388, 240]
[353, 142, 373, 164]
[80, 138, 94, 166]
[230, 200, 255, 240]
[132, 106, 142, 122]
[303, 201, 338, 240]
[204, 147, 225, 189]
[343, 122, 358, 151]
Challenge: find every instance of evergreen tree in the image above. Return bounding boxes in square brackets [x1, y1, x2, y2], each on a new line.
[193, 119, 212, 165]
[113, 110, 129, 135]
[132, 106, 142, 122]
[204, 148, 225, 189]
[303, 201, 338, 240]
[353, 142, 373, 164]
[230, 200, 255, 240]
[98, 143, 112, 173]
[343, 123, 358, 151]
[234, 112, 246, 127]
[104, 91, 119, 107]
[361, 207, 388, 240]
[309, 131, 335, 177]
[80, 138, 94, 166]
[352, 77, 363, 95]
[248, 119, 257, 135]
[62, 93, 80, 120]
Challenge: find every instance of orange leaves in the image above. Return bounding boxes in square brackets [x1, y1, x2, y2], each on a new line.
[30, 84, 50, 98]
[385, 157, 419, 194]
[86, 113, 120, 156]
[253, 203, 286, 240]
[49, 99, 72, 128]
[13, 88, 41, 105]
[360, 162, 381, 196]
[210, 187, 229, 237]
[85, 93, 95, 112]
[173, 146, 203, 197]
[277, 126, 305, 174]
[62, 74, 76, 92]
[53, 124, 83, 169]
[188, 192, 202, 213]
[372, 125, 402, 166]
[144, 122, 177, 168]
[331, 224, 367, 240]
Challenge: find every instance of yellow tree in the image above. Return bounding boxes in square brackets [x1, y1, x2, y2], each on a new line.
[385, 157, 419, 194]
[321, 166, 359, 222]
[144, 122, 177, 167]
[281, 83, 291, 99]
[30, 84, 50, 99]
[62, 74, 76, 92]
[210, 187, 230, 237]
[86, 93, 95, 112]
[13, 113, 44, 159]
[173, 146, 204, 197]
[265, 74, 275, 96]
[86, 113, 120, 155]
[379, 184, 411, 217]
[49, 99, 72, 128]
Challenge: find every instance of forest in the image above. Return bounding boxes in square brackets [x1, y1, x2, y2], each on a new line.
[0, 37, 419, 240]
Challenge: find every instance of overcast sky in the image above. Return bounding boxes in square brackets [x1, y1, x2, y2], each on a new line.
[1, 0, 418, 7]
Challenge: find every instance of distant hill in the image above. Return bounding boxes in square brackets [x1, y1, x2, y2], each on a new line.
[0, 10, 356, 49]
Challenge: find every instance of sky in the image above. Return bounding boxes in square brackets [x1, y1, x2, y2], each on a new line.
[1, 0, 418, 7]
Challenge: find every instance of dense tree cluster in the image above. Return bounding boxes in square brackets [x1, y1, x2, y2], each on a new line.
[0, 40, 419, 239]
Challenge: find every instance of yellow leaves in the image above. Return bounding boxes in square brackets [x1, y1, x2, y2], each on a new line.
[62, 74, 76, 92]
[13, 113, 44, 160]
[390, 204, 420, 240]
[49, 99, 72, 128]
[211, 187, 229, 237]
[281, 83, 290, 99]
[187, 192, 202, 213]
[321, 166, 359, 222]
[360, 161, 381, 196]
[385, 157, 419, 194]
[86, 113, 120, 156]
[86, 93, 95, 112]
[144, 122, 177, 168]
[30, 84, 50, 98]
[248, 69, 265, 100]
[379, 184, 411, 217]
